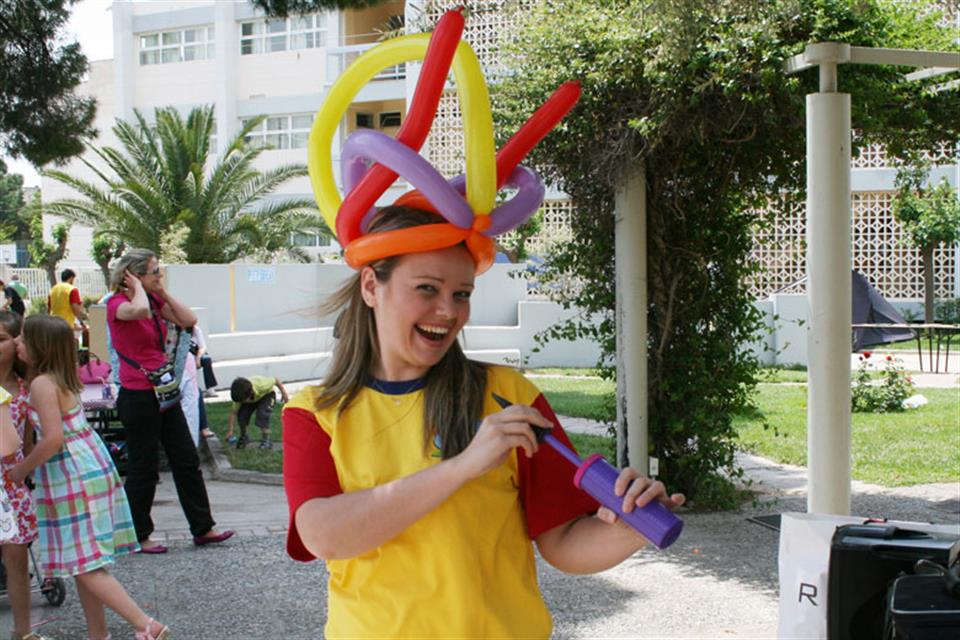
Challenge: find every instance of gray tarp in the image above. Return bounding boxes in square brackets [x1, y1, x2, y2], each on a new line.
[851, 271, 916, 351]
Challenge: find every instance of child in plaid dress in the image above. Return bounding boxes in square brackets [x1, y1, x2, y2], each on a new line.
[0, 310, 44, 640]
[11, 315, 170, 640]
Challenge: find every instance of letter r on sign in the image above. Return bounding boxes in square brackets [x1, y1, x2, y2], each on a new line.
[798, 583, 818, 606]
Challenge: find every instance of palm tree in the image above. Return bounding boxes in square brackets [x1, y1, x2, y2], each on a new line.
[43, 105, 326, 264]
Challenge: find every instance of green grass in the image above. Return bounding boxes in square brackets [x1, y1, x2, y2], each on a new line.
[568, 432, 616, 464]
[881, 332, 960, 352]
[204, 401, 283, 474]
[734, 384, 960, 486]
[525, 367, 603, 377]
[526, 374, 615, 421]
[758, 367, 808, 383]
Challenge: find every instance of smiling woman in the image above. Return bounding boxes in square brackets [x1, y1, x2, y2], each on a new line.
[281, 206, 685, 639]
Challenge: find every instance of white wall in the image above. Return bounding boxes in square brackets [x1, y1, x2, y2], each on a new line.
[159, 261, 602, 376]
[747, 293, 931, 367]
[166, 262, 532, 334]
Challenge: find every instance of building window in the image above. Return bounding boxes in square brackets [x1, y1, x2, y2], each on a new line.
[356, 112, 374, 129]
[240, 14, 327, 55]
[378, 112, 402, 128]
[139, 26, 215, 65]
[243, 114, 314, 149]
[291, 232, 332, 247]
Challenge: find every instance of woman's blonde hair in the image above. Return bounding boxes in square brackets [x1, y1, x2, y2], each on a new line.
[110, 248, 156, 291]
[22, 315, 82, 395]
[317, 206, 487, 459]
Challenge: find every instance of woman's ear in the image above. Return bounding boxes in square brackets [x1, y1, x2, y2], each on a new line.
[359, 267, 378, 309]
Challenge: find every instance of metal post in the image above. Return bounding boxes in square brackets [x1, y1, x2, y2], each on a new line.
[806, 91, 852, 515]
[615, 166, 648, 474]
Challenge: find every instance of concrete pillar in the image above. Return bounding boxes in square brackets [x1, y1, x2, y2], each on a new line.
[615, 166, 648, 474]
[806, 91, 852, 515]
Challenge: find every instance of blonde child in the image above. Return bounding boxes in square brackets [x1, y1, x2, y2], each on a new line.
[11, 315, 170, 640]
[0, 311, 44, 640]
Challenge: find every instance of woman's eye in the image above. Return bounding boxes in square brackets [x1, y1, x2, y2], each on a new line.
[417, 284, 437, 293]
[455, 291, 472, 301]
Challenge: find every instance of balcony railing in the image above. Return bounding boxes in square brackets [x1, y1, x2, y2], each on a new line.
[326, 42, 406, 84]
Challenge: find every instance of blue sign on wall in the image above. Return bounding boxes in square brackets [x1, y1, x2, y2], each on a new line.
[246, 267, 276, 284]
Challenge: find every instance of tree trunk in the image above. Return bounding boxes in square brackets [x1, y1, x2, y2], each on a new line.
[922, 243, 935, 322]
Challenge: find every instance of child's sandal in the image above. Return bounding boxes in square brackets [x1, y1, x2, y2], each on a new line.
[13, 633, 51, 640]
[134, 618, 169, 640]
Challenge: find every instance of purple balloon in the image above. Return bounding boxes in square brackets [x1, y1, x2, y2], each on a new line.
[484, 166, 545, 236]
[341, 130, 474, 230]
[438, 168, 544, 235]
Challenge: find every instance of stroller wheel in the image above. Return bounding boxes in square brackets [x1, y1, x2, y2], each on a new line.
[42, 577, 66, 606]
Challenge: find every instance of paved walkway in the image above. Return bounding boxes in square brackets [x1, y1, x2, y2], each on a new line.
[3, 369, 957, 638]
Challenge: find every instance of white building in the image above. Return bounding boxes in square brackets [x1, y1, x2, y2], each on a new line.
[42, 0, 414, 265]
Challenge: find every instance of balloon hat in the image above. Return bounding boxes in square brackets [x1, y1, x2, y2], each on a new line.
[307, 7, 580, 274]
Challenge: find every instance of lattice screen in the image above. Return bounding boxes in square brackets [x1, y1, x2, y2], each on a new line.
[852, 140, 957, 169]
[498, 198, 573, 256]
[422, 1, 523, 177]
[749, 191, 958, 299]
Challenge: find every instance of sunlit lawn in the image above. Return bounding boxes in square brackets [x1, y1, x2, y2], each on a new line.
[734, 384, 960, 486]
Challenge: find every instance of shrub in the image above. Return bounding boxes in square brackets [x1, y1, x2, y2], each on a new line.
[851, 353, 914, 413]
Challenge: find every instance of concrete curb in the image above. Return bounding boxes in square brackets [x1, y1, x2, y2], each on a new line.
[202, 434, 284, 486]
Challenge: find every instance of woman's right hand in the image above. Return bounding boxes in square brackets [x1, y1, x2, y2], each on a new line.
[453, 404, 553, 480]
[123, 269, 143, 295]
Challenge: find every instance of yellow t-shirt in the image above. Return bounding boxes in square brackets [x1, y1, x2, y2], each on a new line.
[49, 282, 79, 327]
[282, 365, 598, 639]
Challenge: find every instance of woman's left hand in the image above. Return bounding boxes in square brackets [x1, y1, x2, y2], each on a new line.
[595, 468, 685, 527]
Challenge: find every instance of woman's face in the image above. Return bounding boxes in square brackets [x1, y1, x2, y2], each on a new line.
[0, 326, 16, 370]
[137, 257, 162, 293]
[13, 334, 31, 367]
[362, 245, 475, 381]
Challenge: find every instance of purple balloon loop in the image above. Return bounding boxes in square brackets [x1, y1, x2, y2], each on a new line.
[483, 165, 545, 236]
[340, 130, 475, 231]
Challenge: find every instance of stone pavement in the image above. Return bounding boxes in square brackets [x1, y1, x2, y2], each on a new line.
[3, 387, 958, 638]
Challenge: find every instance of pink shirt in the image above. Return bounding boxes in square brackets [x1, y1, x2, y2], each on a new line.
[106, 293, 168, 390]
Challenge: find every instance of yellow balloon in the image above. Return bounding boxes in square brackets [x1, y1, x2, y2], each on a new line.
[307, 33, 496, 234]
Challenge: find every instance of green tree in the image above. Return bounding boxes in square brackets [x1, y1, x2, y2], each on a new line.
[0, 159, 26, 242]
[42, 105, 324, 264]
[23, 192, 70, 286]
[252, 0, 388, 16]
[91, 234, 126, 289]
[893, 157, 960, 323]
[0, 0, 97, 165]
[495, 0, 959, 506]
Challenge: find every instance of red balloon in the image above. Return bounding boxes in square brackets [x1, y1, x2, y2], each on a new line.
[337, 9, 465, 245]
[495, 81, 580, 189]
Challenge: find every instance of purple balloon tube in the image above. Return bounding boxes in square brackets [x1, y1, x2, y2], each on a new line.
[573, 454, 683, 549]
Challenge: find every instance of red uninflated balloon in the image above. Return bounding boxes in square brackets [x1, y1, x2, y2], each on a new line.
[337, 9, 465, 245]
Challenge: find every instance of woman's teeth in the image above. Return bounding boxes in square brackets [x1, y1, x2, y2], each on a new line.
[416, 325, 449, 341]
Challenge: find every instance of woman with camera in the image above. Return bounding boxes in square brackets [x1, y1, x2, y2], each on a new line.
[107, 248, 233, 554]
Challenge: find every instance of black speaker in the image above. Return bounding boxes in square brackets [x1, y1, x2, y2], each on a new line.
[827, 524, 960, 640]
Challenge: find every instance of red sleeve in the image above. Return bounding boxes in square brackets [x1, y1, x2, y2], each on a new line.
[70, 288, 82, 305]
[282, 407, 342, 561]
[518, 394, 600, 539]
